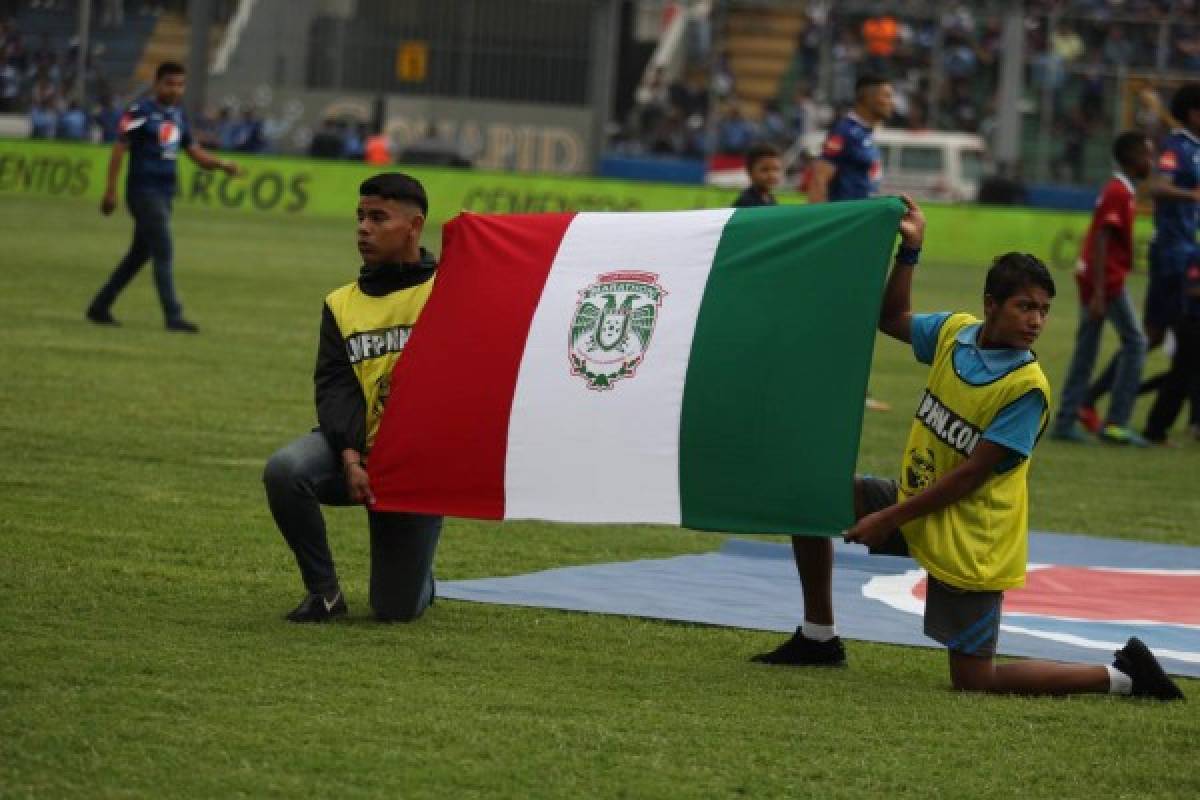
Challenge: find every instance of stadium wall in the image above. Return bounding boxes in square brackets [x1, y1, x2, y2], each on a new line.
[1, 139, 1103, 272]
[201, 83, 597, 173]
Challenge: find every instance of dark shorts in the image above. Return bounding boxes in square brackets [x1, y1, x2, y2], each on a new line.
[923, 576, 1003, 657]
[1145, 242, 1194, 329]
[857, 476, 909, 557]
[856, 475, 1003, 657]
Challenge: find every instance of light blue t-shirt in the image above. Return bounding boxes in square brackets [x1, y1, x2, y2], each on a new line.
[910, 312, 1046, 470]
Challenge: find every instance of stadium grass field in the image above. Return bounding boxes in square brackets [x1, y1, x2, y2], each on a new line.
[1, 191, 1197, 798]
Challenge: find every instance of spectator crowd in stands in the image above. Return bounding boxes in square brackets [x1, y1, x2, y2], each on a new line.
[191, 105, 268, 154]
[617, 1, 1200, 185]
[1, 9, 117, 140]
[2, 1, 244, 146]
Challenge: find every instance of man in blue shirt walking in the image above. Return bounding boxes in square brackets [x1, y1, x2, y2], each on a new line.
[86, 62, 242, 333]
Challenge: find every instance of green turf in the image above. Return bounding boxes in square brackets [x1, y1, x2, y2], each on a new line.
[1, 192, 1196, 799]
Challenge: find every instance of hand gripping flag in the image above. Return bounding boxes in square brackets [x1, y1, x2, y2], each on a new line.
[369, 198, 904, 536]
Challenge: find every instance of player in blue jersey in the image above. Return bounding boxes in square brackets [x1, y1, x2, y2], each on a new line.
[810, 74, 894, 411]
[807, 74, 891, 204]
[86, 62, 242, 333]
[1083, 84, 1200, 440]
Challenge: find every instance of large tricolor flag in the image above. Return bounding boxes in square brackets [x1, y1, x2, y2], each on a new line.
[370, 198, 904, 536]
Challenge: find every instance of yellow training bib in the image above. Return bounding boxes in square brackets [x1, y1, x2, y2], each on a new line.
[900, 313, 1050, 591]
[325, 276, 435, 449]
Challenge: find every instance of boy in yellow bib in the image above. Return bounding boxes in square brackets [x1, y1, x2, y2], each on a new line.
[754, 196, 1183, 701]
[263, 173, 442, 624]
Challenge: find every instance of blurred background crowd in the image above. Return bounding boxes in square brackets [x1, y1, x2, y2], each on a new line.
[611, 1, 1200, 185]
[5, 1, 1200, 187]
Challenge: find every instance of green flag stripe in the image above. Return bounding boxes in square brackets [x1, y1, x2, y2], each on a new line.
[678, 198, 905, 535]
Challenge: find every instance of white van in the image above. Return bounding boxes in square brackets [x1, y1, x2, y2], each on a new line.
[708, 128, 989, 203]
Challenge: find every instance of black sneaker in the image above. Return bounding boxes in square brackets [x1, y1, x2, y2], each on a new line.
[285, 590, 347, 623]
[86, 306, 119, 326]
[751, 628, 847, 667]
[165, 318, 199, 333]
[1114, 637, 1185, 701]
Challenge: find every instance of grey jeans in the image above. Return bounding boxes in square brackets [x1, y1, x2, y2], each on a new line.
[90, 190, 184, 322]
[263, 431, 442, 621]
[1054, 288, 1147, 431]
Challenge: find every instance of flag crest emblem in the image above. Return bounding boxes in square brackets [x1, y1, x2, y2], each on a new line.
[568, 271, 665, 390]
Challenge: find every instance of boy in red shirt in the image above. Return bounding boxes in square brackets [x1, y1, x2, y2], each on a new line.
[1051, 132, 1153, 444]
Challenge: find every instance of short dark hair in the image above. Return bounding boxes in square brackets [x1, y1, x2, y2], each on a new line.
[359, 172, 428, 215]
[855, 74, 889, 96]
[745, 142, 780, 171]
[155, 62, 185, 81]
[984, 252, 1056, 303]
[1170, 83, 1200, 125]
[1112, 130, 1148, 167]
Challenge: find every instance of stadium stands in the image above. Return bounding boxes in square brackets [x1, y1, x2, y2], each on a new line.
[618, 0, 1200, 188]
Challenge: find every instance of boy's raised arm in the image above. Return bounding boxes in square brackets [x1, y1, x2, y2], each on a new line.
[877, 194, 926, 344]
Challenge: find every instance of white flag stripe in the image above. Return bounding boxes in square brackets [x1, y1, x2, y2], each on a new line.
[504, 209, 736, 523]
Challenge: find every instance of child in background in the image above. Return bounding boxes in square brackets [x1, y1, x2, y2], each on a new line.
[1051, 132, 1152, 446]
[733, 143, 782, 207]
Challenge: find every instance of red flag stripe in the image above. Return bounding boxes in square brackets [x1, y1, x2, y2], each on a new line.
[369, 211, 575, 517]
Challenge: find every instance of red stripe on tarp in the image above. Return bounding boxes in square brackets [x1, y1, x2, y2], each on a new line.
[912, 566, 1200, 626]
[369, 211, 575, 518]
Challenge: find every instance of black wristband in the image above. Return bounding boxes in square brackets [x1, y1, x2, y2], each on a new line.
[895, 244, 921, 266]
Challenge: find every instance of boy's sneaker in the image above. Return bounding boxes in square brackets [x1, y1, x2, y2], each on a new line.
[86, 305, 119, 326]
[751, 628, 846, 667]
[1098, 424, 1150, 447]
[285, 590, 347, 623]
[1050, 424, 1091, 444]
[1077, 405, 1102, 434]
[1113, 637, 1185, 701]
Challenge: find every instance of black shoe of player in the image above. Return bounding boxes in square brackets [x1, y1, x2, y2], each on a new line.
[165, 318, 199, 333]
[1114, 637, 1185, 701]
[285, 590, 347, 623]
[751, 628, 847, 667]
[86, 305, 119, 325]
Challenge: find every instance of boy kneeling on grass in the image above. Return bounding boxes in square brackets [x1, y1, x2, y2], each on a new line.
[753, 195, 1184, 701]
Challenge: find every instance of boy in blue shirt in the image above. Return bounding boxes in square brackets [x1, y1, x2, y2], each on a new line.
[754, 195, 1184, 701]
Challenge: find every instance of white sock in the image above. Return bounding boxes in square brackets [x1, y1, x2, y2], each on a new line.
[1106, 665, 1133, 695]
[802, 620, 837, 642]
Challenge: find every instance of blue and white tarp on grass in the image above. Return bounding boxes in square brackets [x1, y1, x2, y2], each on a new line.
[441, 531, 1200, 678]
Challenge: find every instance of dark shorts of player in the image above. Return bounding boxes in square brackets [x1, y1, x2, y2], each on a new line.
[1145, 271, 1186, 330]
[856, 475, 1003, 657]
